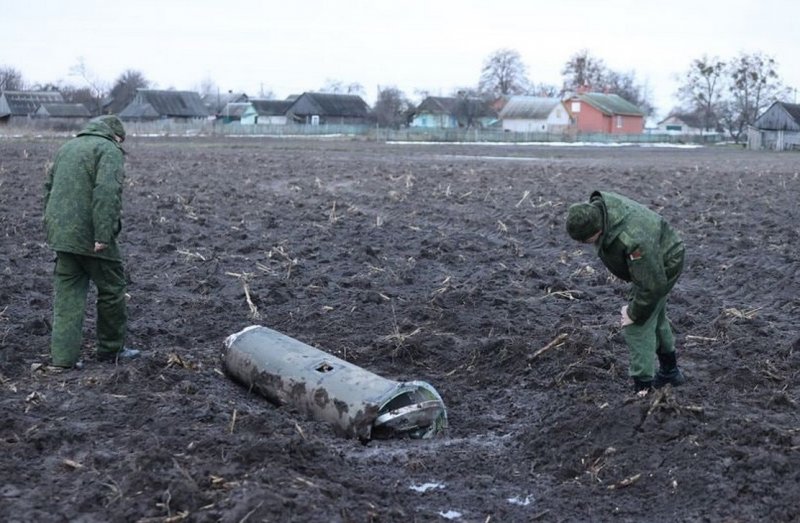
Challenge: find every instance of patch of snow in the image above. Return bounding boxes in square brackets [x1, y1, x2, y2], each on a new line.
[410, 482, 445, 493]
[507, 495, 532, 506]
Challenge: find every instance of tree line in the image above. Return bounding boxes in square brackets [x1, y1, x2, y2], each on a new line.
[1, 48, 791, 140]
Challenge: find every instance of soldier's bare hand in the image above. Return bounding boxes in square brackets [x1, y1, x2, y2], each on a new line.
[94, 242, 107, 252]
[620, 305, 634, 327]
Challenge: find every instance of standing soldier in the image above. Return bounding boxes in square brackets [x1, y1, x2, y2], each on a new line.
[44, 115, 140, 368]
[566, 191, 686, 392]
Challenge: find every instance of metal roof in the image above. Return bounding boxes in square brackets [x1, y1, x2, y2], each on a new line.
[657, 112, 705, 129]
[221, 103, 251, 118]
[120, 89, 209, 118]
[415, 96, 495, 118]
[576, 93, 644, 116]
[36, 103, 91, 117]
[1, 90, 65, 116]
[499, 96, 562, 119]
[416, 96, 460, 114]
[250, 99, 293, 116]
[289, 92, 370, 117]
[778, 102, 800, 123]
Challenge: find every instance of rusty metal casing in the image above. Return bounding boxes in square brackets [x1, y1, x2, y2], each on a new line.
[223, 325, 447, 440]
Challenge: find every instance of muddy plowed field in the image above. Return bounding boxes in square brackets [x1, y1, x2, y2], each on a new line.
[1, 137, 798, 522]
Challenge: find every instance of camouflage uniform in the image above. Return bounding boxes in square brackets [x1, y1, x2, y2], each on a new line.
[589, 191, 685, 384]
[44, 117, 128, 366]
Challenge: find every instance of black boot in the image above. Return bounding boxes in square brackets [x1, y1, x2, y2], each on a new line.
[654, 351, 686, 388]
[633, 377, 653, 392]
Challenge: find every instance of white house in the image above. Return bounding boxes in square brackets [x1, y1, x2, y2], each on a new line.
[241, 100, 293, 125]
[655, 113, 706, 135]
[499, 96, 569, 133]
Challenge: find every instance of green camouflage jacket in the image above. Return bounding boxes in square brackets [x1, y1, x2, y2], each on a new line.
[44, 120, 126, 261]
[591, 191, 684, 324]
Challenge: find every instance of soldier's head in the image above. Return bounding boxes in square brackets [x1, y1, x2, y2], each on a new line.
[566, 202, 603, 243]
[95, 115, 126, 143]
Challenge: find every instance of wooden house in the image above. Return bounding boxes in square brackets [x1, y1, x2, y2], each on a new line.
[119, 89, 209, 122]
[499, 96, 569, 133]
[241, 100, 293, 125]
[564, 92, 644, 134]
[411, 96, 496, 129]
[411, 96, 459, 128]
[0, 90, 65, 123]
[286, 92, 369, 125]
[748, 101, 800, 151]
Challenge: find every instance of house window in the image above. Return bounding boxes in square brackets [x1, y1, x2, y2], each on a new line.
[571, 102, 581, 113]
[616, 115, 623, 128]
[666, 125, 682, 131]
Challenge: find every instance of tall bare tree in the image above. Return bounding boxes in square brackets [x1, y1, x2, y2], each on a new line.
[720, 51, 786, 142]
[478, 48, 530, 97]
[676, 56, 726, 131]
[69, 58, 108, 115]
[561, 49, 607, 92]
[0, 66, 25, 91]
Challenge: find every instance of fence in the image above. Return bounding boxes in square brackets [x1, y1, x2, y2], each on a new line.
[1, 118, 723, 145]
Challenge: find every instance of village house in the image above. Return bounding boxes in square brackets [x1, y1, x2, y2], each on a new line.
[119, 89, 209, 122]
[499, 96, 569, 133]
[202, 91, 249, 118]
[411, 95, 496, 129]
[219, 102, 251, 123]
[655, 112, 709, 134]
[241, 100, 293, 125]
[0, 90, 65, 124]
[564, 92, 644, 134]
[286, 92, 370, 125]
[748, 101, 800, 151]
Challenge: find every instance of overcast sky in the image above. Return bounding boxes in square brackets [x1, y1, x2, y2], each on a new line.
[3, 0, 798, 120]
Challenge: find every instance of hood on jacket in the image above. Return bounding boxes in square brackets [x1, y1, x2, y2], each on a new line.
[78, 115, 126, 143]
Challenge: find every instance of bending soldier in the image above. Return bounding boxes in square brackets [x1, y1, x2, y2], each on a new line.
[566, 191, 686, 392]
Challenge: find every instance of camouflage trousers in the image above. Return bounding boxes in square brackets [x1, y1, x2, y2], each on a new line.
[623, 295, 674, 380]
[623, 250, 684, 380]
[50, 252, 127, 366]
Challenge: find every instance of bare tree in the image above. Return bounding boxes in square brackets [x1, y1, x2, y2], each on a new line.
[106, 69, 149, 114]
[196, 76, 218, 98]
[605, 70, 655, 116]
[530, 83, 560, 97]
[478, 48, 531, 97]
[676, 56, 726, 131]
[320, 79, 365, 96]
[59, 85, 97, 109]
[69, 58, 108, 115]
[372, 86, 413, 128]
[561, 49, 607, 92]
[257, 84, 275, 99]
[720, 51, 787, 142]
[0, 66, 25, 91]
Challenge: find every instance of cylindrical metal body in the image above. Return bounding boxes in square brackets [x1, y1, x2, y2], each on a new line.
[223, 325, 447, 440]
